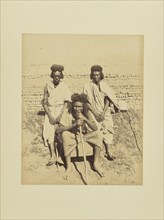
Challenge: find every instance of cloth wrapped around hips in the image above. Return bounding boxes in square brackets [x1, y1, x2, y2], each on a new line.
[83, 81, 121, 145]
[42, 81, 71, 147]
[57, 102, 103, 157]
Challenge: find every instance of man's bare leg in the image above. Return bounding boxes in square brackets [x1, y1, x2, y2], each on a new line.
[64, 154, 71, 180]
[46, 142, 57, 166]
[93, 146, 104, 177]
[104, 143, 116, 161]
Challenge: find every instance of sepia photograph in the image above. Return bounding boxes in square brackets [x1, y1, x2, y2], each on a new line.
[22, 34, 143, 185]
[1, 1, 163, 219]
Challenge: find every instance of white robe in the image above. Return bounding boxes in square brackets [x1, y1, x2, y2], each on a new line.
[83, 81, 119, 144]
[43, 81, 71, 146]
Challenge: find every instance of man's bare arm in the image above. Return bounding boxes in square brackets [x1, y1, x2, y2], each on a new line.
[42, 86, 56, 124]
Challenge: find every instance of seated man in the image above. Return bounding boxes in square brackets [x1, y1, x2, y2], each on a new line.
[56, 93, 104, 179]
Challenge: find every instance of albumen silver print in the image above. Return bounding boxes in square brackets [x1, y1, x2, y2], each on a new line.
[22, 34, 143, 185]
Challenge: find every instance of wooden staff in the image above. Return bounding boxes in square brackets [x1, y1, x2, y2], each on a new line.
[79, 126, 89, 185]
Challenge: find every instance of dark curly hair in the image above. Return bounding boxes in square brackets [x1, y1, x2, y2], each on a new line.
[90, 65, 104, 80]
[71, 93, 88, 103]
[50, 64, 64, 79]
[71, 93, 89, 116]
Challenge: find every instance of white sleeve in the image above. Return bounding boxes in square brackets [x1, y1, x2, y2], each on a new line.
[64, 84, 72, 102]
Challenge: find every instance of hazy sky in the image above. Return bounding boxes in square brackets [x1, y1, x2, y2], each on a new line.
[22, 34, 143, 76]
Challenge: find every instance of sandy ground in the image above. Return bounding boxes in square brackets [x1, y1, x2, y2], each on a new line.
[22, 109, 143, 185]
[21, 35, 143, 185]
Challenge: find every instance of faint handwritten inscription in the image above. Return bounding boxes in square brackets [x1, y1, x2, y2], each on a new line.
[22, 72, 143, 112]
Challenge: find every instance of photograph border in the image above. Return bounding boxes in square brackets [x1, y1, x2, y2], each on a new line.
[1, 1, 163, 219]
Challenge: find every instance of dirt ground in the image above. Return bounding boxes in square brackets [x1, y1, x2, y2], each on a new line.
[22, 108, 143, 185]
[21, 35, 143, 185]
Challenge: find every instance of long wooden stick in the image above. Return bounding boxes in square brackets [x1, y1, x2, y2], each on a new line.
[55, 142, 59, 169]
[79, 126, 89, 185]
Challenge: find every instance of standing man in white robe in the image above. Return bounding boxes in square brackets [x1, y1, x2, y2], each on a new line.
[83, 65, 120, 161]
[42, 64, 71, 166]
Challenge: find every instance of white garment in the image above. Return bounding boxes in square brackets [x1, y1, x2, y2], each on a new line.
[83, 81, 118, 144]
[43, 81, 71, 146]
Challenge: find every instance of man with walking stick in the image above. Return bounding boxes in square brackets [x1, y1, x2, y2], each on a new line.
[56, 93, 104, 181]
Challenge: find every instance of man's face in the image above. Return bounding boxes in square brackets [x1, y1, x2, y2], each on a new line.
[92, 71, 101, 83]
[73, 101, 84, 115]
[52, 71, 61, 85]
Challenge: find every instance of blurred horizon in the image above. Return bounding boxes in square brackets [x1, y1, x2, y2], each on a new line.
[22, 34, 144, 76]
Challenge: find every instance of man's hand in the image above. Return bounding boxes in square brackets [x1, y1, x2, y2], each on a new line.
[75, 111, 86, 120]
[49, 116, 56, 125]
[110, 107, 115, 114]
[56, 126, 65, 134]
[97, 112, 105, 122]
[56, 114, 62, 124]
[110, 104, 115, 114]
[74, 119, 84, 127]
[75, 111, 83, 119]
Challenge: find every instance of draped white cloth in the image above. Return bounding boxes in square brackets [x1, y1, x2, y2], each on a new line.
[43, 81, 71, 146]
[83, 81, 119, 144]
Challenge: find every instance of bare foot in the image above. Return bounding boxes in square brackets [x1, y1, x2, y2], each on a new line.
[105, 153, 116, 161]
[63, 168, 71, 180]
[93, 163, 104, 178]
[56, 156, 64, 165]
[46, 156, 57, 166]
[46, 161, 54, 166]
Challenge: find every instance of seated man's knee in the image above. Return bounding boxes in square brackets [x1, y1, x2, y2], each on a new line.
[62, 131, 70, 139]
[92, 130, 103, 139]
